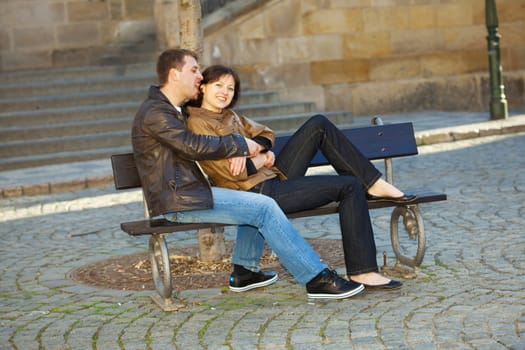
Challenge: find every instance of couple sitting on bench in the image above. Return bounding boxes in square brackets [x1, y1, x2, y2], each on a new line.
[132, 48, 415, 300]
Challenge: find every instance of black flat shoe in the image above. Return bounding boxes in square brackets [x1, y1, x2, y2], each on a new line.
[366, 193, 417, 204]
[361, 279, 403, 290]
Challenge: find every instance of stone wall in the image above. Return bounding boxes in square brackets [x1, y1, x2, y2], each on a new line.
[201, 0, 525, 114]
[0, 0, 156, 71]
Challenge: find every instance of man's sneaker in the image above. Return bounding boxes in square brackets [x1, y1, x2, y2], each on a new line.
[229, 270, 278, 292]
[306, 268, 364, 299]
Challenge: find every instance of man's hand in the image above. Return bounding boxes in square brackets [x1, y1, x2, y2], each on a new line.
[229, 156, 246, 176]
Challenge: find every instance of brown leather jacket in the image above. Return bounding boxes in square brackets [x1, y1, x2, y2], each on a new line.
[131, 86, 249, 217]
[186, 106, 284, 191]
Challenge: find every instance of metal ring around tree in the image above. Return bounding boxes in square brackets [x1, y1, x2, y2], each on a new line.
[390, 205, 426, 267]
[149, 234, 173, 299]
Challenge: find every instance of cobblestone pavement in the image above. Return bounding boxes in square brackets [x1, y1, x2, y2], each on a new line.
[1, 132, 524, 349]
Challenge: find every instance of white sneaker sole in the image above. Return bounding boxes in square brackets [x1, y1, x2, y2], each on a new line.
[229, 274, 279, 292]
[307, 284, 365, 300]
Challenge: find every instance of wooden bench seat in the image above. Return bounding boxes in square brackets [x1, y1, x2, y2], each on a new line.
[111, 118, 447, 310]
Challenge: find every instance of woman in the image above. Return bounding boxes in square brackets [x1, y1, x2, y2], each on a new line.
[186, 65, 414, 289]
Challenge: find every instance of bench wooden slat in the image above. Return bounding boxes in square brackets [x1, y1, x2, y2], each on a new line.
[120, 189, 447, 236]
[272, 122, 418, 167]
[121, 219, 225, 236]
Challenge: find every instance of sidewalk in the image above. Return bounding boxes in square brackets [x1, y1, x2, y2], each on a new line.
[1, 111, 524, 198]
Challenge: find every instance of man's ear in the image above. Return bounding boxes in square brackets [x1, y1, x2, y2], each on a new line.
[169, 68, 180, 82]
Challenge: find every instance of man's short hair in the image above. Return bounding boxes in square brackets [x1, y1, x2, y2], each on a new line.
[157, 48, 199, 86]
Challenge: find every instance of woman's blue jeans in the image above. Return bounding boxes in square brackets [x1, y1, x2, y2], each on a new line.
[249, 115, 382, 275]
[164, 187, 327, 285]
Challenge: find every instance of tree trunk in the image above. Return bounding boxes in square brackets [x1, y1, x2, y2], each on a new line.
[153, 0, 203, 55]
[179, 0, 203, 55]
[154, 0, 220, 261]
[198, 227, 227, 262]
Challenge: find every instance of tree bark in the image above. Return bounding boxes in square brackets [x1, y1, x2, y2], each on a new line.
[153, 0, 203, 55]
[179, 0, 203, 55]
[198, 227, 227, 262]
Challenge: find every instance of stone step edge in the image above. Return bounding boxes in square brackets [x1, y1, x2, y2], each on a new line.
[0, 111, 349, 142]
[0, 98, 310, 121]
[0, 62, 155, 84]
[1, 116, 524, 198]
[0, 87, 276, 105]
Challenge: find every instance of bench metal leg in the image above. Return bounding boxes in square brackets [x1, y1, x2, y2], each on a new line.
[389, 204, 426, 268]
[148, 234, 185, 312]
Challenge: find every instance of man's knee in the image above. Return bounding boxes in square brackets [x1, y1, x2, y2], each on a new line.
[254, 193, 280, 212]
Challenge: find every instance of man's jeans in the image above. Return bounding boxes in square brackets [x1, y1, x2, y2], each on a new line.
[257, 115, 382, 275]
[164, 187, 327, 285]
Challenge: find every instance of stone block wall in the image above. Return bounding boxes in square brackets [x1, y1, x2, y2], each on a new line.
[0, 0, 156, 71]
[201, 0, 525, 115]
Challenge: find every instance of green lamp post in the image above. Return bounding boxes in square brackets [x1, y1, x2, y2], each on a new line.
[486, 0, 508, 120]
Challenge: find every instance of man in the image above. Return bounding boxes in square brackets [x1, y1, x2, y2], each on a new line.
[131, 48, 364, 299]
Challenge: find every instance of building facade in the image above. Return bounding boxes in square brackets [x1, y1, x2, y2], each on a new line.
[1, 0, 524, 114]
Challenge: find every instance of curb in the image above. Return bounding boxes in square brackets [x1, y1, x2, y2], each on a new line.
[0, 174, 114, 198]
[415, 115, 525, 145]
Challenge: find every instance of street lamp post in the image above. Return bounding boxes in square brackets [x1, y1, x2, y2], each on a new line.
[486, 0, 508, 120]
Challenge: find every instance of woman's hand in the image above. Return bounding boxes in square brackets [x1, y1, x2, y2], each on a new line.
[250, 153, 266, 170]
[228, 156, 246, 176]
[244, 137, 263, 157]
[264, 150, 275, 168]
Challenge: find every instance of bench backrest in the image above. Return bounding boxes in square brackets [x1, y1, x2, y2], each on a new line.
[273, 122, 417, 166]
[111, 122, 418, 190]
[111, 153, 142, 190]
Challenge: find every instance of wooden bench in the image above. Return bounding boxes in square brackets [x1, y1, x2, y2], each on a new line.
[111, 117, 447, 310]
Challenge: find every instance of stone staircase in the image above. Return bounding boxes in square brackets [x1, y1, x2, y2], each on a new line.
[0, 64, 353, 171]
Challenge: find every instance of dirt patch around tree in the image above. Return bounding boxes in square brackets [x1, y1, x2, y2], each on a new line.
[69, 239, 346, 291]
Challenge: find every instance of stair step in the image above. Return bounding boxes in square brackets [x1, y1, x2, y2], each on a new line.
[0, 87, 148, 113]
[0, 98, 307, 129]
[0, 74, 279, 104]
[0, 111, 353, 143]
[0, 63, 155, 84]
[0, 117, 133, 141]
[235, 102, 316, 117]
[0, 146, 132, 171]
[237, 91, 280, 106]
[0, 90, 282, 122]
[0, 131, 130, 159]
[0, 74, 156, 99]
[256, 111, 353, 134]
[0, 102, 139, 127]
